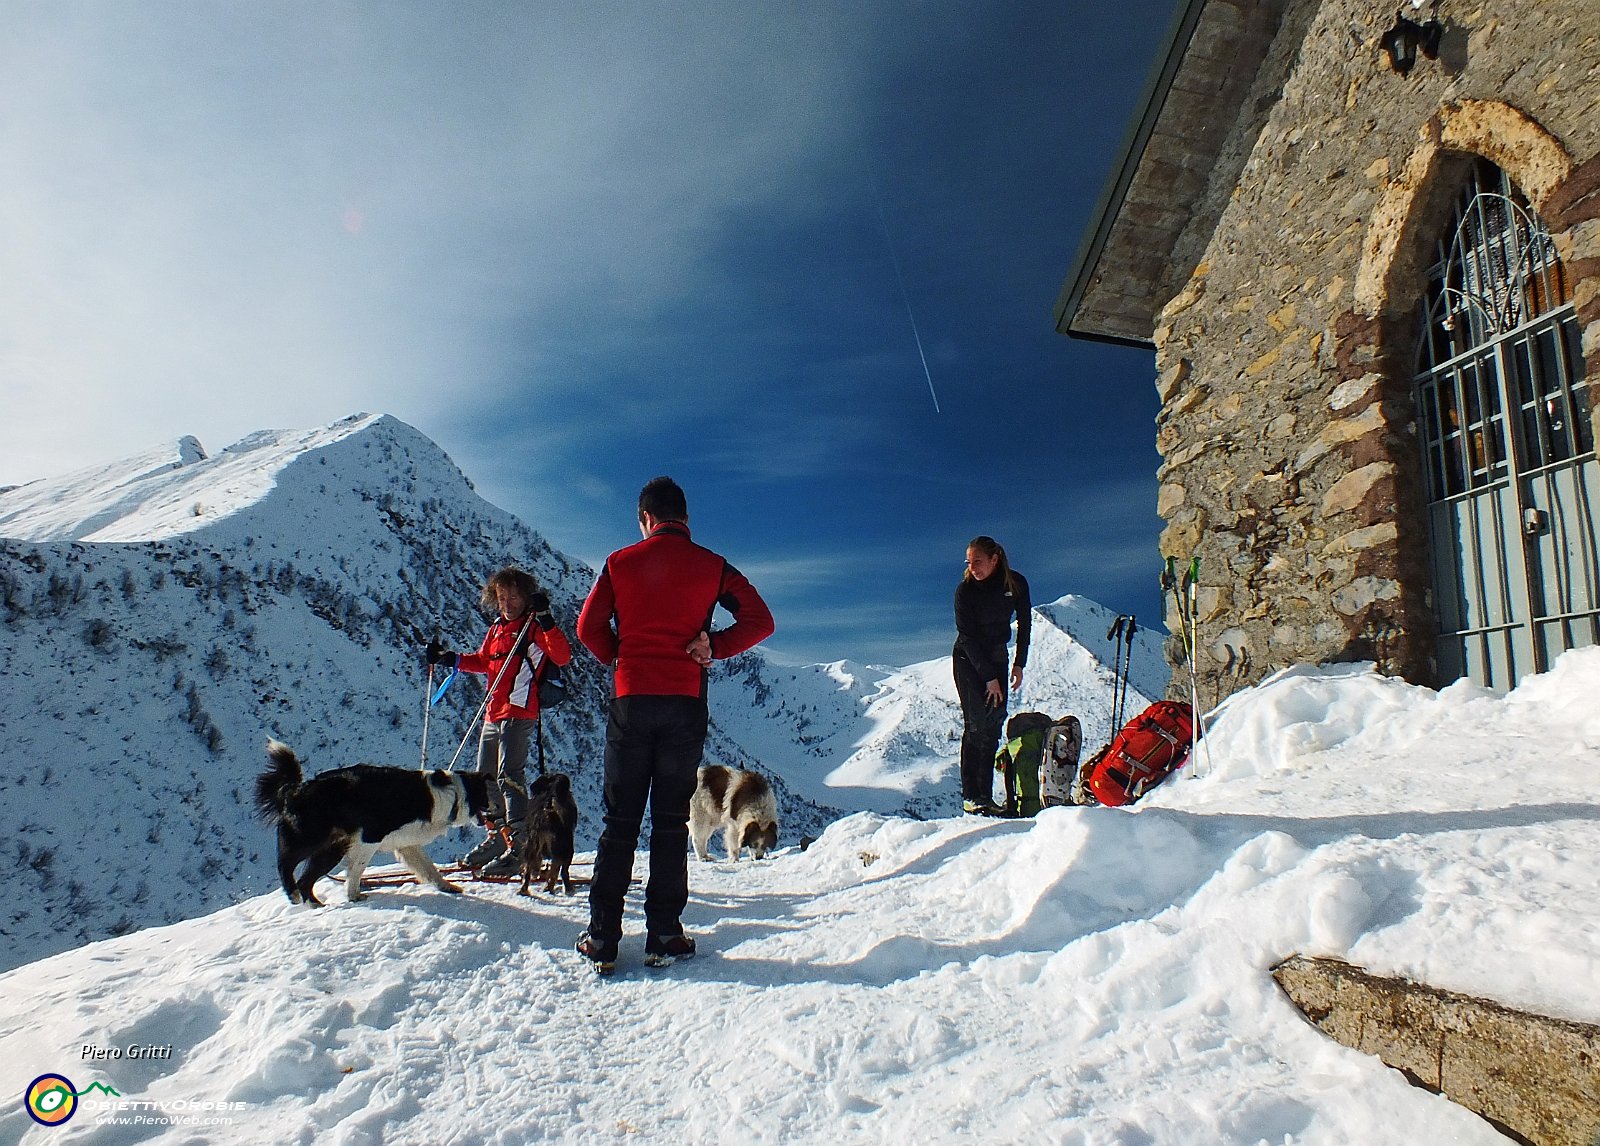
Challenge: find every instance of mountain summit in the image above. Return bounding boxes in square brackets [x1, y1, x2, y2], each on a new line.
[0, 415, 406, 543]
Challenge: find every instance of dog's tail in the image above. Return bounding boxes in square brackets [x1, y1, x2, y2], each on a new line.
[253, 739, 303, 823]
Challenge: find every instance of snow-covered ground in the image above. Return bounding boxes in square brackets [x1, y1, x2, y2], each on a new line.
[5, 651, 1596, 1144]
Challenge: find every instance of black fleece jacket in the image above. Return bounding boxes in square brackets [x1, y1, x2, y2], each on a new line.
[952, 570, 1031, 684]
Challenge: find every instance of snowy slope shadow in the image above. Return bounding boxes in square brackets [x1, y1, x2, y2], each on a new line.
[1159, 802, 1600, 850]
[670, 801, 1600, 989]
[675, 810, 1234, 988]
[214, 892, 585, 1111]
[93, 998, 227, 1094]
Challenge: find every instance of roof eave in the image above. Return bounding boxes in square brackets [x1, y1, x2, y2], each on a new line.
[1055, 0, 1210, 344]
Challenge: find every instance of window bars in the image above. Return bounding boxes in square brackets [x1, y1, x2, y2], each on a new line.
[1412, 159, 1597, 687]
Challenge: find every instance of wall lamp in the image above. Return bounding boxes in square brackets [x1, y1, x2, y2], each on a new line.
[1380, 7, 1443, 76]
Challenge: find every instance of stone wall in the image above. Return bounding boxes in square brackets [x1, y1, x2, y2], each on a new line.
[1153, 0, 1600, 700]
[1273, 955, 1600, 1146]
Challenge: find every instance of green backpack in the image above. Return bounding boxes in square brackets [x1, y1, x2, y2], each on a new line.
[994, 711, 1055, 817]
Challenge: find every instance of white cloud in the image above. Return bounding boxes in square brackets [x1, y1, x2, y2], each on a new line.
[0, 3, 891, 485]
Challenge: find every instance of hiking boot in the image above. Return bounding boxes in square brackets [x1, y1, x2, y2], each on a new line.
[575, 931, 618, 975]
[962, 798, 1004, 817]
[460, 831, 507, 869]
[480, 849, 523, 879]
[643, 934, 696, 969]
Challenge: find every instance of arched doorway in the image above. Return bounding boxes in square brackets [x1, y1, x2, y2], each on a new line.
[1412, 158, 1598, 688]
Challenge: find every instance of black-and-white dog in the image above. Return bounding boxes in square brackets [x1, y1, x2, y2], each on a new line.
[254, 740, 494, 905]
[518, 772, 578, 897]
[690, 764, 779, 861]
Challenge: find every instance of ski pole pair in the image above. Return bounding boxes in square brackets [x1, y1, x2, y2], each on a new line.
[1162, 555, 1209, 777]
[1106, 613, 1138, 732]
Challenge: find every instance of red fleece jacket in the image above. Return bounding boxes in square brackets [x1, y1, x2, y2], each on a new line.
[577, 521, 774, 698]
[455, 614, 572, 722]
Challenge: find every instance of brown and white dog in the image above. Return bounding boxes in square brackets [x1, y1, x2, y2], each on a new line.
[253, 740, 494, 905]
[690, 764, 779, 861]
[518, 772, 578, 896]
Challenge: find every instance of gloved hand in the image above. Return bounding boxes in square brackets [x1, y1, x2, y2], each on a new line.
[425, 637, 457, 667]
[529, 590, 555, 629]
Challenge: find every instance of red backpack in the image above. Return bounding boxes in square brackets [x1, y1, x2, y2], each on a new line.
[1076, 700, 1195, 807]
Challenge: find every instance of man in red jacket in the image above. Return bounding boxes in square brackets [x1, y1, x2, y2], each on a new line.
[574, 476, 774, 973]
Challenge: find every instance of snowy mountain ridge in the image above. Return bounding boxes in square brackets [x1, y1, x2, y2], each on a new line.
[0, 414, 622, 971]
[0, 417, 375, 543]
[0, 415, 1161, 972]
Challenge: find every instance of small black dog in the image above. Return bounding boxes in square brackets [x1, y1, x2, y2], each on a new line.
[518, 772, 578, 896]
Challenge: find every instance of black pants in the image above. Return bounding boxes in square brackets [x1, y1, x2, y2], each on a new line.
[953, 651, 1005, 804]
[587, 694, 708, 943]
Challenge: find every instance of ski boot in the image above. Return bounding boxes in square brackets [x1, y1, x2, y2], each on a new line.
[460, 830, 507, 870]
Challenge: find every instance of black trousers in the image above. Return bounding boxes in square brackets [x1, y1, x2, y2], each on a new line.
[587, 694, 708, 943]
[953, 651, 1005, 803]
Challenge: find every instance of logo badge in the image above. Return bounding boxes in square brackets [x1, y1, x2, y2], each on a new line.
[24, 1073, 78, 1127]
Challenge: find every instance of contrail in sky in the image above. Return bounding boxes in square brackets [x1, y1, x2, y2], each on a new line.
[872, 187, 942, 414]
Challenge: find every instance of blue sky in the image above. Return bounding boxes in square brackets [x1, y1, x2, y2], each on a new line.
[1, 1, 1176, 667]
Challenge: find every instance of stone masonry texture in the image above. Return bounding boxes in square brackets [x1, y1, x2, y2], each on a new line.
[1152, 0, 1600, 701]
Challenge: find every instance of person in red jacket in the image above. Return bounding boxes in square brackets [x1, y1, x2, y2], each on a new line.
[426, 567, 573, 876]
[573, 476, 774, 973]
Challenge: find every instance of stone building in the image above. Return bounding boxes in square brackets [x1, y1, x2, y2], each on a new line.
[1057, 0, 1600, 701]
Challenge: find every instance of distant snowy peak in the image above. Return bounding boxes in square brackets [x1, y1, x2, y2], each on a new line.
[0, 433, 213, 540]
[1032, 593, 1168, 701]
[813, 658, 895, 698]
[0, 413, 469, 543]
[706, 590, 1171, 817]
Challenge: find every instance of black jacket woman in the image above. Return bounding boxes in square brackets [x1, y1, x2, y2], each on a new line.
[952, 536, 1031, 814]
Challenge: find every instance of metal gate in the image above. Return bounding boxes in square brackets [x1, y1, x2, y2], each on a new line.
[1413, 160, 1599, 689]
